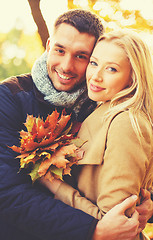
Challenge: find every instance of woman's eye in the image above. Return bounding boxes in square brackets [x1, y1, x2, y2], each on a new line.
[90, 61, 98, 66]
[107, 67, 117, 72]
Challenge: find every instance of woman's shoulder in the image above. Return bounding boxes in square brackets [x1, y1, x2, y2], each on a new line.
[112, 110, 151, 127]
[109, 110, 152, 143]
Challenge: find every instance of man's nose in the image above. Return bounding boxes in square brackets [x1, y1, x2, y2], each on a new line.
[61, 55, 74, 73]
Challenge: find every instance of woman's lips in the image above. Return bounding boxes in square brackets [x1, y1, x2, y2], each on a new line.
[90, 83, 105, 92]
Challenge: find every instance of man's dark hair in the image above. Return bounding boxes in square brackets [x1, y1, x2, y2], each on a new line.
[54, 9, 104, 41]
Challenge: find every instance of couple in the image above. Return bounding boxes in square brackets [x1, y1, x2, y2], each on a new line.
[0, 9, 153, 240]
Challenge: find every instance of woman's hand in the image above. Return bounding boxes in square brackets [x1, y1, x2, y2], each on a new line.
[40, 177, 63, 194]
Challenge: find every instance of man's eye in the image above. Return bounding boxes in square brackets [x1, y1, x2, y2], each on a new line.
[56, 49, 64, 54]
[89, 61, 98, 66]
[76, 55, 87, 60]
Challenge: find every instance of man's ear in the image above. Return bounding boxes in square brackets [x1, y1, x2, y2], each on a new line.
[46, 38, 51, 53]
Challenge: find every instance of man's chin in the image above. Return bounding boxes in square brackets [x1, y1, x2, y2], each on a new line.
[52, 83, 74, 92]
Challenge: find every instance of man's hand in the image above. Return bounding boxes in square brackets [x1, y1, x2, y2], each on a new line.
[136, 188, 153, 231]
[92, 195, 139, 240]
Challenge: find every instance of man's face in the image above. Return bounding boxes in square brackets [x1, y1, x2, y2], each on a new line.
[46, 23, 96, 92]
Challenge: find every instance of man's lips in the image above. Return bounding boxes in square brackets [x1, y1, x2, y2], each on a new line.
[89, 83, 105, 92]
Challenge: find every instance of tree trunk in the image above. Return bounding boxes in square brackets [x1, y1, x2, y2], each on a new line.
[27, 0, 49, 48]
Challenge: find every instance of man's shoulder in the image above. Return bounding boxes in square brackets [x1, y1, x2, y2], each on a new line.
[0, 73, 33, 95]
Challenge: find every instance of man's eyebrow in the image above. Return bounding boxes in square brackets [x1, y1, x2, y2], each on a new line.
[77, 50, 91, 56]
[54, 42, 91, 56]
[54, 43, 65, 48]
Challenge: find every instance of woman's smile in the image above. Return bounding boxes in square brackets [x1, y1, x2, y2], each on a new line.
[89, 82, 105, 92]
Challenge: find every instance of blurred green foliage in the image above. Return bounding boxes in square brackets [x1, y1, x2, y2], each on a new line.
[0, 27, 44, 81]
[0, 28, 29, 81]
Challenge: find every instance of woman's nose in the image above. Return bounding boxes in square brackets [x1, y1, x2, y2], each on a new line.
[91, 69, 103, 82]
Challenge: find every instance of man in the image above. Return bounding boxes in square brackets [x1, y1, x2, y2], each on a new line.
[0, 9, 152, 240]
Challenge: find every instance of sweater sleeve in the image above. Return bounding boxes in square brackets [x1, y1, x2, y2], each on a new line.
[0, 84, 97, 240]
[55, 181, 103, 220]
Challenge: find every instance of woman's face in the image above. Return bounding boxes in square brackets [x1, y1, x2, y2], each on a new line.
[86, 40, 131, 102]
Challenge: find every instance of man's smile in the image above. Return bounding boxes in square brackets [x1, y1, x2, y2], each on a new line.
[55, 69, 76, 84]
[57, 71, 72, 80]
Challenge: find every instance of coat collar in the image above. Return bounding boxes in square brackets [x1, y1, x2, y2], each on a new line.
[78, 102, 123, 165]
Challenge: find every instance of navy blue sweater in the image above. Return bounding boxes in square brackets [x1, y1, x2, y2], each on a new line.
[0, 74, 97, 240]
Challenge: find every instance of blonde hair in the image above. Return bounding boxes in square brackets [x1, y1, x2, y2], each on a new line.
[98, 30, 153, 138]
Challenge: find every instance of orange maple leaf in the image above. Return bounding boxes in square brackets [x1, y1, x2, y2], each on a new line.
[63, 166, 72, 176]
[38, 144, 77, 177]
[44, 171, 55, 182]
[10, 110, 71, 153]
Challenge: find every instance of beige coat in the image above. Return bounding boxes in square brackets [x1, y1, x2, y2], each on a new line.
[55, 102, 153, 240]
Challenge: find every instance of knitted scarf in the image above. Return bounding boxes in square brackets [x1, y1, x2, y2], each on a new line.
[31, 51, 96, 121]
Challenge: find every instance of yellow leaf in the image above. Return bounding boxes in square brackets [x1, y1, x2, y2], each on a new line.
[50, 166, 63, 180]
[20, 153, 37, 168]
[29, 162, 41, 182]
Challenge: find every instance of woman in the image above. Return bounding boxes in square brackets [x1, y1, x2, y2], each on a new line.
[41, 30, 153, 239]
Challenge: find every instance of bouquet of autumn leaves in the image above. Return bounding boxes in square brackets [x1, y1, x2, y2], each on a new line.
[10, 110, 84, 183]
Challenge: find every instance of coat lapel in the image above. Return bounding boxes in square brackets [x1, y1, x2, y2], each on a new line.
[78, 102, 123, 165]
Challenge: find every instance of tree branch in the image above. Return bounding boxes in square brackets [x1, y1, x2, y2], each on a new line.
[27, 0, 49, 48]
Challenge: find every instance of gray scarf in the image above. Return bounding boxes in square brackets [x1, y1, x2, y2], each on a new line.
[31, 51, 90, 120]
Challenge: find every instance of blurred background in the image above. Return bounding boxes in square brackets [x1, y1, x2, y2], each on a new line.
[0, 0, 153, 237]
[1, 0, 153, 82]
